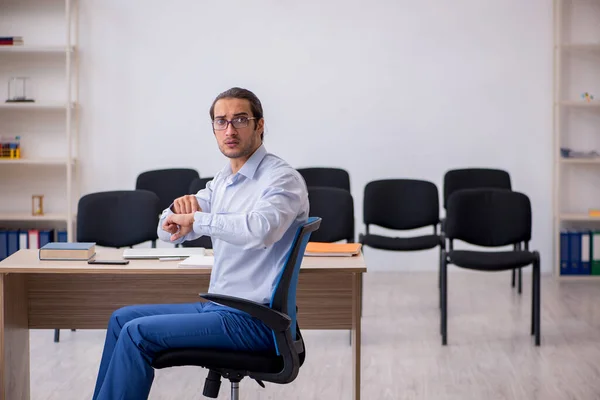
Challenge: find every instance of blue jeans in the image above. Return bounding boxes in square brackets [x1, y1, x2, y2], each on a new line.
[92, 301, 275, 400]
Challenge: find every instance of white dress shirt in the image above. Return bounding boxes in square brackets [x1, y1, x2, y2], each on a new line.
[157, 144, 309, 304]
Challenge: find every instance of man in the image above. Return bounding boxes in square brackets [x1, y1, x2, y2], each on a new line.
[92, 87, 309, 400]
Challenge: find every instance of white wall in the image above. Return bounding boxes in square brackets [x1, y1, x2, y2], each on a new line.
[75, 0, 555, 271]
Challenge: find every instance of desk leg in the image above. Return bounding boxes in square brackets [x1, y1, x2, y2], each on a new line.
[352, 272, 362, 400]
[0, 274, 30, 400]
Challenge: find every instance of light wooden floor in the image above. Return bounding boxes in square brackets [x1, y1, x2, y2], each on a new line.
[29, 271, 600, 400]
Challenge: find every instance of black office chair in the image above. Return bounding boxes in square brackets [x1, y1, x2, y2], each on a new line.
[440, 188, 540, 346]
[442, 168, 521, 292]
[135, 168, 200, 212]
[151, 217, 322, 400]
[53, 190, 161, 343]
[307, 187, 354, 243]
[181, 177, 215, 249]
[297, 167, 350, 192]
[189, 177, 214, 195]
[358, 179, 442, 254]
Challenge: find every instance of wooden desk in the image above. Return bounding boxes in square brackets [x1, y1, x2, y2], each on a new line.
[0, 249, 366, 400]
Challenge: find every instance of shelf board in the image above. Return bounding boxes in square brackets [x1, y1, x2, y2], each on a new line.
[0, 213, 69, 222]
[0, 45, 75, 54]
[0, 102, 76, 110]
[558, 275, 600, 281]
[559, 213, 600, 221]
[0, 158, 75, 166]
[560, 43, 600, 53]
[560, 158, 600, 164]
[559, 101, 600, 108]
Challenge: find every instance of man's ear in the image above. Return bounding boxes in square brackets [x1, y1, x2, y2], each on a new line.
[256, 118, 265, 135]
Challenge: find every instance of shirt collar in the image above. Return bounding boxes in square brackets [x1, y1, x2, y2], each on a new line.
[222, 144, 267, 180]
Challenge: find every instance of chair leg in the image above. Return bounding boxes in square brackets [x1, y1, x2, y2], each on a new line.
[441, 252, 448, 345]
[531, 267, 535, 336]
[54, 329, 60, 343]
[511, 269, 515, 288]
[231, 381, 240, 400]
[518, 268, 522, 294]
[151, 239, 156, 248]
[534, 257, 541, 346]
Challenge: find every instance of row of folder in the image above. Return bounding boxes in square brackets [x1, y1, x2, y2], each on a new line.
[0, 228, 67, 261]
[560, 230, 600, 275]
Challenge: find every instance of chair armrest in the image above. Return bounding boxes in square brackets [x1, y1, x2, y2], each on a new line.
[200, 293, 291, 332]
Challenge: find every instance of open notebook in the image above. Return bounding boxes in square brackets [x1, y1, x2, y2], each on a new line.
[178, 255, 215, 268]
[122, 247, 206, 259]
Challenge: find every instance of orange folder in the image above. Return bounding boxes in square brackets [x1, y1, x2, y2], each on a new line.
[304, 242, 362, 257]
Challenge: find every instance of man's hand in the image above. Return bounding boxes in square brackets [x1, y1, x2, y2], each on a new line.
[172, 195, 202, 214]
[163, 213, 195, 241]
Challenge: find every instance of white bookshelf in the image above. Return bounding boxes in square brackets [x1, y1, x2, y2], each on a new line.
[553, 0, 600, 279]
[0, 0, 79, 242]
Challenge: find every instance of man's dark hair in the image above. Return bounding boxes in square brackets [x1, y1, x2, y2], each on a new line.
[209, 87, 264, 141]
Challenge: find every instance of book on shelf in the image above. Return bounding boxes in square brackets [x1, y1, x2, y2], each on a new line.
[39, 242, 95, 261]
[0, 36, 24, 46]
[304, 242, 362, 257]
[560, 230, 600, 276]
[0, 228, 67, 261]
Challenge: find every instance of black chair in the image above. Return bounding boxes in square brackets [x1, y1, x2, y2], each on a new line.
[54, 190, 161, 343]
[181, 177, 215, 249]
[442, 168, 521, 292]
[297, 167, 350, 192]
[135, 168, 200, 212]
[358, 179, 442, 254]
[151, 217, 322, 400]
[189, 177, 214, 195]
[307, 187, 354, 243]
[440, 188, 540, 346]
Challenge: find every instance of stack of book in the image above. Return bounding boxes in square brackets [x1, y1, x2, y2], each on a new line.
[0, 36, 24, 46]
[560, 230, 600, 275]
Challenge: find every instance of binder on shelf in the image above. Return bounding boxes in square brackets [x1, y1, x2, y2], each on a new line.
[19, 230, 28, 250]
[39, 229, 54, 247]
[57, 230, 67, 242]
[592, 230, 600, 276]
[7, 230, 18, 257]
[28, 229, 39, 250]
[568, 230, 581, 275]
[560, 230, 569, 275]
[0, 230, 7, 261]
[581, 230, 591, 275]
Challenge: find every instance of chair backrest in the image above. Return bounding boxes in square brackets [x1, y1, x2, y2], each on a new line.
[307, 187, 354, 243]
[363, 179, 439, 230]
[443, 168, 511, 209]
[189, 177, 213, 194]
[297, 167, 350, 192]
[135, 168, 200, 211]
[77, 190, 161, 248]
[445, 188, 531, 247]
[270, 217, 321, 347]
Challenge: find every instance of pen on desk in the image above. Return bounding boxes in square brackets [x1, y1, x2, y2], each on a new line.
[159, 257, 186, 261]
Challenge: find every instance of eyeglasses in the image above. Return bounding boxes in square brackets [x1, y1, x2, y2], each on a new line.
[212, 116, 256, 130]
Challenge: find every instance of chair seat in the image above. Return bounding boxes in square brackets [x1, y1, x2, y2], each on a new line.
[152, 348, 284, 374]
[360, 233, 441, 251]
[448, 250, 536, 270]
